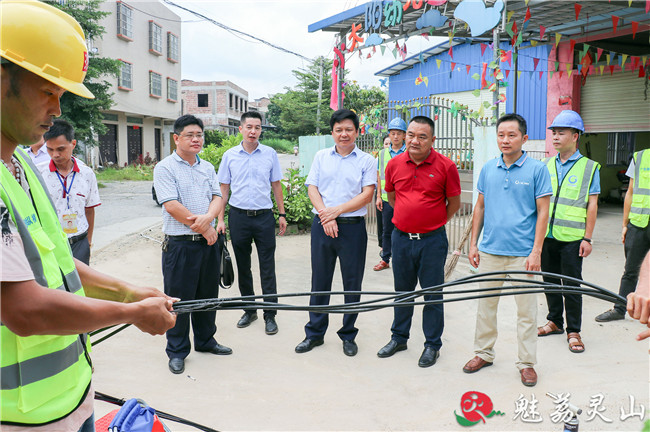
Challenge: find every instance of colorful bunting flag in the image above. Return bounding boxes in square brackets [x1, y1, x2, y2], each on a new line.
[539, 25, 546, 40]
[436, 59, 442, 69]
[555, 61, 559, 71]
[451, 62, 456, 70]
[632, 21, 639, 39]
[606, 53, 611, 65]
[582, 44, 590, 56]
[524, 7, 531, 23]
[599, 65, 605, 75]
[517, 71, 522, 79]
[539, 71, 544, 80]
[415, 72, 429, 86]
[640, 66, 646, 78]
[647, 0, 650, 13]
[466, 64, 471, 74]
[380, 45, 386, 55]
[621, 54, 629, 68]
[609, 65, 615, 75]
[612, 16, 619, 33]
[596, 48, 603, 62]
[449, 46, 453, 58]
[481, 43, 487, 56]
[574, 3, 582, 20]
[531, 40, 538, 47]
[566, 63, 573, 77]
[507, 10, 515, 22]
[505, 69, 510, 79]
[569, 39, 576, 53]
[642, 56, 648, 66]
[555, 33, 562, 47]
[533, 58, 540, 70]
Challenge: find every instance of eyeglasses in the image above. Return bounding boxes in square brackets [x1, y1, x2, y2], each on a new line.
[179, 133, 204, 140]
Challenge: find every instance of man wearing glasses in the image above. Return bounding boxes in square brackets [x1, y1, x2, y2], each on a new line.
[154, 114, 232, 375]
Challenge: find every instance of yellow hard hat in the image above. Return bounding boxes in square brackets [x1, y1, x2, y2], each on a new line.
[1, 0, 94, 99]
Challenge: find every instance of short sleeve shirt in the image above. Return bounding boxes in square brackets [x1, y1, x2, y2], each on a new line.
[305, 146, 376, 217]
[477, 151, 552, 256]
[551, 150, 601, 195]
[1, 197, 34, 282]
[154, 152, 221, 235]
[39, 158, 101, 238]
[384, 150, 461, 233]
[217, 143, 282, 210]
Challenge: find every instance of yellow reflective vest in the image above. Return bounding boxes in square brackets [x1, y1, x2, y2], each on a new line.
[377, 146, 404, 201]
[545, 155, 599, 242]
[630, 150, 650, 229]
[0, 148, 92, 426]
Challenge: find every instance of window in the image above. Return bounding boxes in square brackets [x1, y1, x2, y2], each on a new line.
[607, 132, 636, 166]
[118, 60, 132, 90]
[167, 32, 179, 63]
[117, 2, 133, 40]
[167, 78, 178, 102]
[149, 21, 162, 55]
[229, 93, 233, 109]
[198, 94, 208, 107]
[149, 71, 162, 98]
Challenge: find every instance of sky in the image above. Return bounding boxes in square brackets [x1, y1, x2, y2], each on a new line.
[168, 0, 445, 100]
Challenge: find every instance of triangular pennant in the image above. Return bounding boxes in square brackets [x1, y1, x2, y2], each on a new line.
[367, 53, 372, 59]
[449, 46, 454, 58]
[421, 33, 429, 41]
[569, 39, 576, 53]
[517, 70, 522, 79]
[436, 59, 442, 69]
[566, 63, 573, 77]
[505, 69, 511, 78]
[647, 0, 650, 13]
[466, 64, 472, 74]
[533, 57, 540, 70]
[632, 21, 639, 39]
[574, 3, 582, 20]
[507, 10, 515, 22]
[451, 62, 456, 70]
[643, 56, 648, 66]
[516, 32, 523, 47]
[577, 64, 582, 75]
[392, 48, 398, 58]
[481, 43, 487, 56]
[559, 70, 564, 78]
[612, 15, 619, 33]
[448, 31, 453, 47]
[513, 52, 518, 64]
[640, 66, 646, 78]
[524, 7, 531, 23]
[529, 70, 535, 80]
[609, 64, 615, 75]
[554, 61, 559, 71]
[539, 71, 544, 80]
[599, 65, 605, 75]
[596, 47, 603, 62]
[505, 22, 515, 38]
[512, 21, 518, 34]
[632, 56, 640, 69]
[555, 33, 562, 47]
[629, 0, 633, 5]
[531, 40, 538, 47]
[550, 70, 555, 79]
[621, 54, 629, 67]
[539, 25, 546, 40]
[606, 53, 611, 65]
[380, 45, 386, 55]
[525, 0, 530, 4]
[582, 44, 590, 56]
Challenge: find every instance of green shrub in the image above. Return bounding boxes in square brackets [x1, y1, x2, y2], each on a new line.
[260, 138, 295, 154]
[200, 133, 242, 171]
[273, 166, 312, 226]
[95, 165, 154, 181]
[204, 129, 229, 147]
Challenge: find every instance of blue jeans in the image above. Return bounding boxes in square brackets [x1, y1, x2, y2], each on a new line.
[390, 228, 448, 349]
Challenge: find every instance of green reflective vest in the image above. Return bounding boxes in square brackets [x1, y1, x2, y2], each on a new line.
[0, 148, 92, 426]
[378, 146, 403, 201]
[545, 155, 599, 242]
[630, 150, 650, 229]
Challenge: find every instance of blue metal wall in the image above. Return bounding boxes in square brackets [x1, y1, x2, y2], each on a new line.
[387, 42, 550, 140]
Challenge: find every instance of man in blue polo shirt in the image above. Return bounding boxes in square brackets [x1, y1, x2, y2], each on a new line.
[295, 109, 376, 357]
[217, 111, 286, 336]
[463, 113, 551, 387]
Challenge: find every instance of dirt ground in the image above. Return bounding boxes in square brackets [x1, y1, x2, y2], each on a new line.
[88, 209, 649, 432]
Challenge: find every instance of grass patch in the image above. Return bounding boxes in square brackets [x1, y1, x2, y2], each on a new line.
[260, 138, 296, 154]
[95, 165, 154, 181]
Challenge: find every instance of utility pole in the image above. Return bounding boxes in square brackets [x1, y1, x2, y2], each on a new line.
[316, 57, 323, 134]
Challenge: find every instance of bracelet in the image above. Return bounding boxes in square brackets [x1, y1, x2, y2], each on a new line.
[582, 237, 592, 244]
[278, 213, 286, 218]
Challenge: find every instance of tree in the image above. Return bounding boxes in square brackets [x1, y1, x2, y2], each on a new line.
[46, 0, 121, 147]
[267, 56, 387, 140]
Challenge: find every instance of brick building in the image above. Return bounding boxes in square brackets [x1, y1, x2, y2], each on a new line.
[181, 80, 249, 134]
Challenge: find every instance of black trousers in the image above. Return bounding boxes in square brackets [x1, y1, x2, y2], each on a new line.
[376, 206, 383, 248]
[163, 237, 220, 359]
[304, 216, 367, 341]
[541, 238, 583, 333]
[616, 223, 650, 314]
[69, 231, 90, 265]
[380, 201, 395, 263]
[228, 209, 277, 318]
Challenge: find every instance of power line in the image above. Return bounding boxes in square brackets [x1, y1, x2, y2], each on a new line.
[161, 0, 314, 63]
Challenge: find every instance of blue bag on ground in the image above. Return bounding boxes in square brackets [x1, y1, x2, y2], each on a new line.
[108, 398, 169, 432]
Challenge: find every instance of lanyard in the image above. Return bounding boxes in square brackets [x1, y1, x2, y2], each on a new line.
[55, 170, 76, 209]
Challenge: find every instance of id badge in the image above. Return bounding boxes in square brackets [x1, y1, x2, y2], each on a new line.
[62, 213, 78, 234]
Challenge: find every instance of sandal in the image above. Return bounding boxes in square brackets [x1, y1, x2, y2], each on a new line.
[567, 332, 585, 353]
[537, 321, 564, 337]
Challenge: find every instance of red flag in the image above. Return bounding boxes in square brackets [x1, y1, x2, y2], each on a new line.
[632, 21, 639, 39]
[569, 39, 576, 53]
[574, 3, 582, 20]
[640, 66, 646, 78]
[466, 64, 471, 74]
[524, 7, 531, 23]
[512, 21, 518, 34]
[609, 65, 616, 75]
[451, 62, 456, 70]
[612, 15, 619, 33]
[505, 69, 511, 79]
[539, 71, 544, 80]
[449, 46, 454, 58]
[647, 0, 650, 13]
[533, 58, 540, 70]
[480, 43, 487, 56]
[596, 47, 603, 62]
[539, 25, 546, 40]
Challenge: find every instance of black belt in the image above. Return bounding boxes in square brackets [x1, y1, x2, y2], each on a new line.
[166, 234, 206, 242]
[68, 231, 88, 245]
[336, 216, 365, 224]
[395, 226, 445, 240]
[230, 206, 272, 217]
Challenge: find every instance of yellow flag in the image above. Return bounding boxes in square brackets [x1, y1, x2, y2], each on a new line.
[555, 33, 562, 47]
[599, 65, 605, 75]
[621, 54, 628, 67]
[507, 11, 515, 22]
[642, 56, 648, 66]
[436, 59, 442, 69]
[566, 63, 573, 77]
[517, 71, 522, 79]
[531, 40, 538, 47]
[606, 54, 611, 65]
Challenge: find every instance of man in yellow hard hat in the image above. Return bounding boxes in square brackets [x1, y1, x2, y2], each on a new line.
[0, 1, 176, 429]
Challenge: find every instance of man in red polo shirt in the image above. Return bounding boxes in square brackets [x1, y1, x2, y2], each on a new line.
[376, 115, 461, 367]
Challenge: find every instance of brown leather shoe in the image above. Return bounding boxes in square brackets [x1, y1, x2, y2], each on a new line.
[520, 367, 538, 387]
[373, 260, 390, 271]
[462, 356, 493, 373]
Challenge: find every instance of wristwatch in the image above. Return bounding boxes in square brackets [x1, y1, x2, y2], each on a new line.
[582, 237, 592, 244]
[278, 213, 286, 218]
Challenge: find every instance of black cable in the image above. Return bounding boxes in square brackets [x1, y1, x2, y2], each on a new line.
[94, 391, 218, 432]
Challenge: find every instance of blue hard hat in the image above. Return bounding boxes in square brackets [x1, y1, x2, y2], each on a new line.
[388, 117, 407, 132]
[548, 110, 585, 133]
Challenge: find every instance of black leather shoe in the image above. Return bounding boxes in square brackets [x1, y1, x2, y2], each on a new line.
[168, 358, 184, 374]
[265, 317, 278, 335]
[595, 309, 625, 322]
[418, 347, 440, 368]
[237, 312, 258, 328]
[197, 342, 233, 355]
[295, 338, 323, 353]
[343, 340, 358, 357]
[377, 340, 407, 358]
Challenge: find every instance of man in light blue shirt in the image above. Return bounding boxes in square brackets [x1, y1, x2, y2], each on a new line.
[463, 113, 552, 387]
[217, 111, 286, 336]
[295, 109, 376, 357]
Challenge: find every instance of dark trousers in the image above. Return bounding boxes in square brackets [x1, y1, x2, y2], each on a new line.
[376, 206, 383, 248]
[541, 238, 583, 333]
[380, 201, 395, 263]
[163, 238, 220, 359]
[304, 216, 367, 341]
[616, 223, 650, 313]
[390, 228, 448, 349]
[228, 209, 277, 318]
[69, 231, 90, 265]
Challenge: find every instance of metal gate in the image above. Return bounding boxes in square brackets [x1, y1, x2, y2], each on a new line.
[360, 96, 488, 256]
[155, 128, 162, 162]
[98, 123, 117, 165]
[127, 126, 142, 165]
